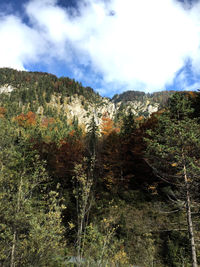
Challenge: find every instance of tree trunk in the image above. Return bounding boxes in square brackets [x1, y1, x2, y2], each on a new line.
[10, 231, 16, 267]
[183, 164, 198, 267]
[10, 175, 23, 267]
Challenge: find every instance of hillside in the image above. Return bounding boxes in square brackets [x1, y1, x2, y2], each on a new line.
[0, 68, 175, 127]
[1, 67, 200, 266]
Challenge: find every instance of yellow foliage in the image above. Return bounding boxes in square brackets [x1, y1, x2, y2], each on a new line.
[112, 248, 129, 265]
[68, 222, 75, 230]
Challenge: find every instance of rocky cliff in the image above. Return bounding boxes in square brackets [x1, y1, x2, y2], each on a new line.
[0, 68, 175, 127]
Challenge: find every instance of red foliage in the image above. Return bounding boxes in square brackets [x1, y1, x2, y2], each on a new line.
[34, 137, 84, 185]
[54, 139, 84, 177]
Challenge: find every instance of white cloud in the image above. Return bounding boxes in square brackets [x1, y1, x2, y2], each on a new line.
[0, 12, 50, 70]
[1, 0, 200, 94]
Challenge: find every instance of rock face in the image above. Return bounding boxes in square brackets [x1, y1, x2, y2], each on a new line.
[57, 89, 175, 126]
[46, 93, 161, 127]
[0, 85, 14, 94]
[114, 99, 159, 116]
[0, 83, 163, 127]
[0, 70, 174, 127]
[47, 94, 118, 126]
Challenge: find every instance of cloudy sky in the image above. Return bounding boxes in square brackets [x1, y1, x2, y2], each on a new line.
[0, 0, 200, 96]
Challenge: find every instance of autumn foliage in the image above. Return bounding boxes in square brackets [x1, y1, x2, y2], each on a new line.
[41, 117, 55, 127]
[0, 107, 6, 118]
[100, 113, 119, 135]
[15, 111, 36, 127]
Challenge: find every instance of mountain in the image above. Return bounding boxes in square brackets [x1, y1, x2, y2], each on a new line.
[1, 67, 200, 266]
[0, 67, 175, 127]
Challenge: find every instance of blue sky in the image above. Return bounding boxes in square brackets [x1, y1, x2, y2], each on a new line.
[0, 0, 200, 97]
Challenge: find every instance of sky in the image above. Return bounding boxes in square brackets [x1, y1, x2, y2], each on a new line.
[0, 0, 200, 97]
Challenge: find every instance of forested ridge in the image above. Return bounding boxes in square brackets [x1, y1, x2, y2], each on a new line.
[1, 68, 200, 266]
[0, 67, 99, 103]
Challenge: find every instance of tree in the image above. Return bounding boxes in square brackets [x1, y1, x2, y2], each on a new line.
[72, 161, 130, 266]
[86, 115, 99, 158]
[100, 113, 115, 136]
[72, 117, 100, 265]
[167, 92, 194, 120]
[145, 93, 200, 267]
[72, 160, 94, 266]
[0, 118, 66, 266]
[120, 109, 136, 137]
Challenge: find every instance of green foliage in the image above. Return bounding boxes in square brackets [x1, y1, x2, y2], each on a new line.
[0, 119, 66, 266]
[112, 90, 146, 103]
[0, 68, 100, 107]
[72, 160, 94, 265]
[168, 92, 194, 120]
[112, 90, 175, 107]
[86, 115, 99, 157]
[82, 222, 129, 266]
[1, 68, 200, 266]
[120, 109, 136, 136]
[145, 93, 200, 266]
[165, 232, 190, 267]
[145, 110, 200, 191]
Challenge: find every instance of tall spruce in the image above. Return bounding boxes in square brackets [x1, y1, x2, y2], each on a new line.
[120, 109, 136, 137]
[87, 115, 99, 158]
[145, 93, 200, 267]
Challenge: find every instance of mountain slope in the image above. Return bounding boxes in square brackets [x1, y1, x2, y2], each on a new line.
[0, 68, 175, 126]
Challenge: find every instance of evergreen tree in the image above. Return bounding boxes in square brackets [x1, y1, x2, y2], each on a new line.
[145, 94, 200, 267]
[168, 92, 194, 120]
[120, 109, 136, 137]
[86, 115, 99, 158]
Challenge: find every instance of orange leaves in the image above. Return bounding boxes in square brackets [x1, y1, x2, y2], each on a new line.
[69, 130, 75, 137]
[23, 111, 36, 126]
[15, 111, 36, 127]
[135, 116, 144, 122]
[15, 113, 56, 129]
[100, 113, 118, 136]
[0, 107, 6, 118]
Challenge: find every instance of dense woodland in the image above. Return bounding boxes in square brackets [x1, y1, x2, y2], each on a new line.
[1, 68, 200, 266]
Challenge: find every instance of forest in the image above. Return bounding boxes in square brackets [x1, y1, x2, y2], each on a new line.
[1, 68, 200, 266]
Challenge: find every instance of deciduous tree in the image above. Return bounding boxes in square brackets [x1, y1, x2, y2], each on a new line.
[0, 119, 66, 267]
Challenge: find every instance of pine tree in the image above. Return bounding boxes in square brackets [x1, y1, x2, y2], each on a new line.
[120, 109, 136, 137]
[87, 115, 99, 158]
